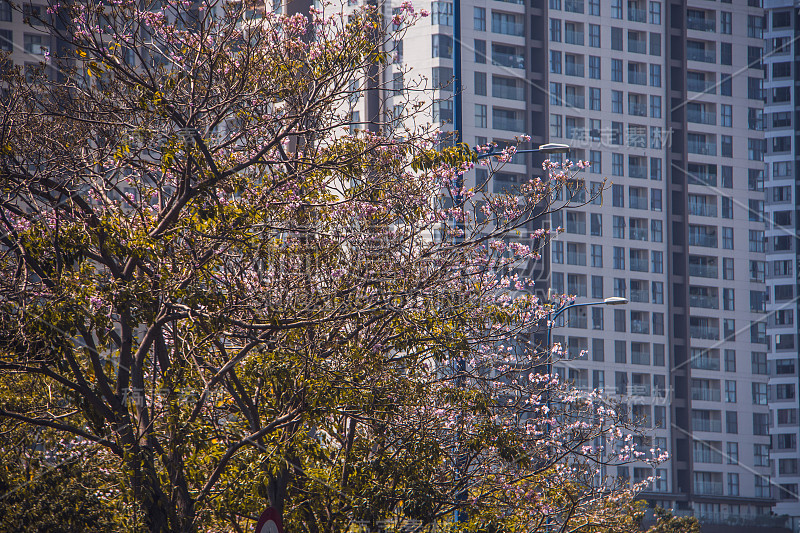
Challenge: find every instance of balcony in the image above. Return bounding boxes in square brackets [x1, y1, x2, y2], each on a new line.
[628, 7, 646, 23]
[629, 103, 647, 117]
[493, 117, 524, 132]
[492, 52, 524, 69]
[565, 0, 584, 13]
[566, 221, 586, 234]
[687, 163, 717, 187]
[565, 30, 584, 46]
[691, 356, 720, 371]
[695, 481, 723, 496]
[567, 251, 586, 265]
[687, 110, 716, 126]
[628, 71, 647, 85]
[689, 234, 716, 248]
[690, 295, 718, 309]
[690, 326, 719, 340]
[689, 514, 790, 529]
[493, 85, 525, 100]
[688, 203, 716, 217]
[629, 228, 648, 241]
[566, 127, 585, 141]
[630, 259, 649, 272]
[689, 264, 717, 278]
[630, 289, 648, 302]
[628, 40, 646, 54]
[687, 48, 715, 63]
[492, 21, 524, 37]
[565, 63, 584, 77]
[687, 17, 715, 32]
[688, 141, 716, 156]
[687, 78, 715, 94]
[567, 315, 587, 329]
[632, 351, 650, 365]
[565, 94, 585, 108]
[631, 320, 649, 333]
[629, 165, 647, 179]
[692, 388, 721, 402]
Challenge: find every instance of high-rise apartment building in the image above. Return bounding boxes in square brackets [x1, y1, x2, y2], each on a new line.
[545, 1, 775, 530]
[390, 0, 792, 530]
[763, 1, 800, 530]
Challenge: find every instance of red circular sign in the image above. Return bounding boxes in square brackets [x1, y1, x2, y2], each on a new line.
[254, 507, 284, 533]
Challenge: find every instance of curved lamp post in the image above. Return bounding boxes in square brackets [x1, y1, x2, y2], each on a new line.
[546, 297, 629, 375]
[476, 142, 571, 160]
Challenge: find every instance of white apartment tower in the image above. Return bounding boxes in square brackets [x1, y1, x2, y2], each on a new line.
[380, 0, 789, 530]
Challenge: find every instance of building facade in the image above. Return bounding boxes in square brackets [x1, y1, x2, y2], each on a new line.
[763, 0, 800, 529]
[387, 0, 797, 530]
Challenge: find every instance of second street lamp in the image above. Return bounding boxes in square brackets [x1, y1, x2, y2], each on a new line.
[545, 297, 629, 376]
[476, 142, 571, 160]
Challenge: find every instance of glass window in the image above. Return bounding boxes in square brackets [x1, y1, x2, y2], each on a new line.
[650, 158, 662, 181]
[652, 281, 663, 304]
[550, 114, 562, 137]
[589, 24, 600, 47]
[611, 0, 622, 19]
[649, 1, 660, 24]
[589, 56, 601, 79]
[612, 153, 624, 176]
[475, 104, 488, 128]
[722, 228, 733, 250]
[474, 7, 486, 31]
[721, 135, 732, 158]
[591, 244, 603, 268]
[589, 87, 601, 110]
[612, 184, 624, 206]
[725, 380, 736, 403]
[0, 29, 11, 53]
[720, 75, 732, 96]
[752, 382, 767, 405]
[474, 39, 486, 63]
[649, 32, 661, 56]
[550, 18, 561, 41]
[432, 35, 453, 58]
[649, 64, 661, 87]
[651, 220, 662, 242]
[650, 95, 661, 118]
[612, 91, 623, 113]
[614, 277, 626, 298]
[651, 251, 663, 273]
[611, 59, 623, 82]
[550, 51, 562, 74]
[721, 104, 732, 127]
[473, 71, 486, 96]
[613, 215, 625, 238]
[726, 411, 737, 434]
[720, 12, 731, 34]
[613, 247, 625, 270]
[589, 151, 601, 174]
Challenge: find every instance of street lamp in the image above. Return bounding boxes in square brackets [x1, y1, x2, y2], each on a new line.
[476, 143, 571, 160]
[545, 297, 629, 374]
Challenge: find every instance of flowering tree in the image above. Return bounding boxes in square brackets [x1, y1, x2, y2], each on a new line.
[0, 0, 661, 531]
